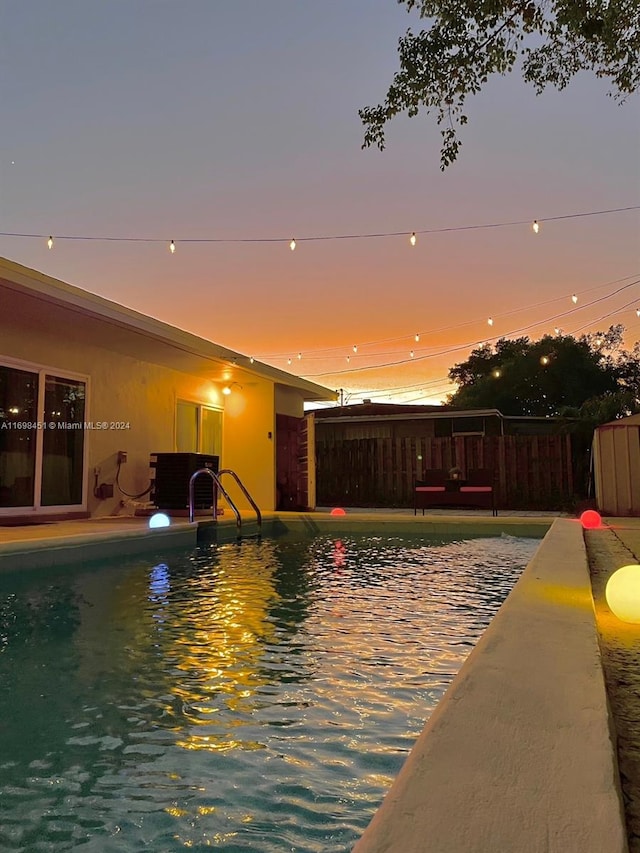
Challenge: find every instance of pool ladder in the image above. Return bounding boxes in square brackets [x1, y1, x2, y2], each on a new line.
[188, 468, 262, 538]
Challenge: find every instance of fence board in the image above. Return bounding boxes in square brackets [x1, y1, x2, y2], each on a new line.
[317, 433, 575, 509]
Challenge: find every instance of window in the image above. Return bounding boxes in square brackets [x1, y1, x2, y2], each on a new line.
[0, 361, 87, 510]
[176, 401, 222, 455]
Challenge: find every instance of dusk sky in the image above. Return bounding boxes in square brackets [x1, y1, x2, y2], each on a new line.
[2, 1, 639, 404]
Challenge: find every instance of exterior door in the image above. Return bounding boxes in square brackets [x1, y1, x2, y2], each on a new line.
[0, 361, 87, 513]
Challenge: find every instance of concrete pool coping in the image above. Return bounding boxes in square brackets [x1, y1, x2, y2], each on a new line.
[354, 516, 630, 853]
[0, 510, 627, 852]
[0, 510, 555, 571]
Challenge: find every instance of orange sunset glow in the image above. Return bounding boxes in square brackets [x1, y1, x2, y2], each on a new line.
[2, 3, 638, 404]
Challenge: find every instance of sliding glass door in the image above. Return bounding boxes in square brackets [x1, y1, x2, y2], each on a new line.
[0, 361, 87, 512]
[0, 365, 38, 507]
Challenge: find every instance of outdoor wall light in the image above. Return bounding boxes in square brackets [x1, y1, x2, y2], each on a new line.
[222, 382, 243, 396]
[606, 565, 640, 623]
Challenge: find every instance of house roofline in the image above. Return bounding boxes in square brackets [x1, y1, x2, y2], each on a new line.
[0, 256, 336, 402]
[313, 408, 566, 424]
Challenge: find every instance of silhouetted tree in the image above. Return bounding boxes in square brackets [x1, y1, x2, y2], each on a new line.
[446, 326, 640, 418]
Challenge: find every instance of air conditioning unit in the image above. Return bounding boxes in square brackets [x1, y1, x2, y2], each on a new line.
[150, 453, 219, 510]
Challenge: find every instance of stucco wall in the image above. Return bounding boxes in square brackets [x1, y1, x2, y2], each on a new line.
[275, 384, 304, 418]
[1, 320, 278, 515]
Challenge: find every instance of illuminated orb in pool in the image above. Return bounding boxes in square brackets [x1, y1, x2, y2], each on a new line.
[606, 565, 640, 623]
[580, 510, 602, 529]
[149, 512, 171, 529]
[330, 507, 346, 516]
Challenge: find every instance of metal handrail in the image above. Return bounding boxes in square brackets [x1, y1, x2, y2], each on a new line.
[187, 467, 261, 538]
[217, 468, 262, 534]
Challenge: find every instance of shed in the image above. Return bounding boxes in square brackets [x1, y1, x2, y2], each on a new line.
[592, 413, 640, 516]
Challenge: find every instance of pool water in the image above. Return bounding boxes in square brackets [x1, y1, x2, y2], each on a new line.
[0, 533, 539, 852]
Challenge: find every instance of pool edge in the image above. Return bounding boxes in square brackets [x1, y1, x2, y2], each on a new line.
[352, 517, 627, 853]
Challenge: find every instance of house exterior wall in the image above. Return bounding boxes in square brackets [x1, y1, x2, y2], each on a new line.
[221, 378, 276, 512]
[275, 385, 304, 418]
[0, 316, 281, 515]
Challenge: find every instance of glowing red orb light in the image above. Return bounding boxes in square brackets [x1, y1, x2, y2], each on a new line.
[580, 510, 602, 529]
[330, 507, 346, 516]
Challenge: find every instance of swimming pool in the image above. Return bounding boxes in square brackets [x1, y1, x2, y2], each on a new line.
[0, 532, 539, 852]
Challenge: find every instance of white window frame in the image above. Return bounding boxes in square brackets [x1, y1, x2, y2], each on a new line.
[175, 397, 223, 456]
[0, 355, 90, 516]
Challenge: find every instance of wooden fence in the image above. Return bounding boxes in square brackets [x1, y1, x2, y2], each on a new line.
[316, 434, 575, 510]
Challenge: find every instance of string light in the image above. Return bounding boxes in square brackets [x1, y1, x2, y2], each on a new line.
[540, 355, 550, 365]
[259, 273, 639, 362]
[47, 236, 53, 250]
[487, 317, 494, 326]
[493, 369, 502, 378]
[297, 352, 302, 360]
[353, 345, 358, 353]
[410, 232, 417, 246]
[249, 356, 254, 364]
[532, 220, 540, 234]
[10, 205, 637, 250]
[301, 287, 640, 378]
[415, 334, 420, 342]
[637, 309, 640, 318]
[254, 274, 639, 373]
[287, 358, 292, 365]
[572, 294, 578, 304]
[169, 240, 176, 254]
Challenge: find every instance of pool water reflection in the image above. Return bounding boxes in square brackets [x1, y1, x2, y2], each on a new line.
[0, 533, 538, 852]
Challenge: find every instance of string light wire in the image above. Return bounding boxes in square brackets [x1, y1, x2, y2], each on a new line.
[301, 280, 640, 377]
[1, 204, 637, 247]
[256, 272, 640, 360]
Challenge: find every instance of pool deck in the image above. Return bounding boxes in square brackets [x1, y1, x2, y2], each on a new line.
[1, 509, 637, 852]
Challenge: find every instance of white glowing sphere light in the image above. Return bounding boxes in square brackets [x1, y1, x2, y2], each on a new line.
[149, 512, 171, 529]
[606, 565, 640, 623]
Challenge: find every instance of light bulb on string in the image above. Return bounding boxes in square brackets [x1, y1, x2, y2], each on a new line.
[572, 294, 578, 304]
[346, 355, 350, 363]
[532, 220, 540, 234]
[410, 350, 414, 358]
[493, 369, 502, 378]
[249, 357, 255, 364]
[415, 334, 420, 343]
[297, 352, 302, 360]
[169, 240, 176, 254]
[287, 358, 292, 365]
[289, 238, 296, 251]
[353, 345, 358, 353]
[47, 236, 54, 250]
[409, 232, 417, 246]
[487, 317, 494, 326]
[540, 355, 550, 366]
[636, 308, 640, 318]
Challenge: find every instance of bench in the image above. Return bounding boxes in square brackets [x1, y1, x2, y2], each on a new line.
[414, 468, 497, 516]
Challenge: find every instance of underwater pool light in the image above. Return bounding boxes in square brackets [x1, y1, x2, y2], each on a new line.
[606, 565, 640, 623]
[149, 512, 171, 529]
[330, 508, 346, 516]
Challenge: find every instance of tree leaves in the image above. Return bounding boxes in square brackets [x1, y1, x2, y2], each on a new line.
[445, 326, 640, 419]
[361, 0, 640, 168]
